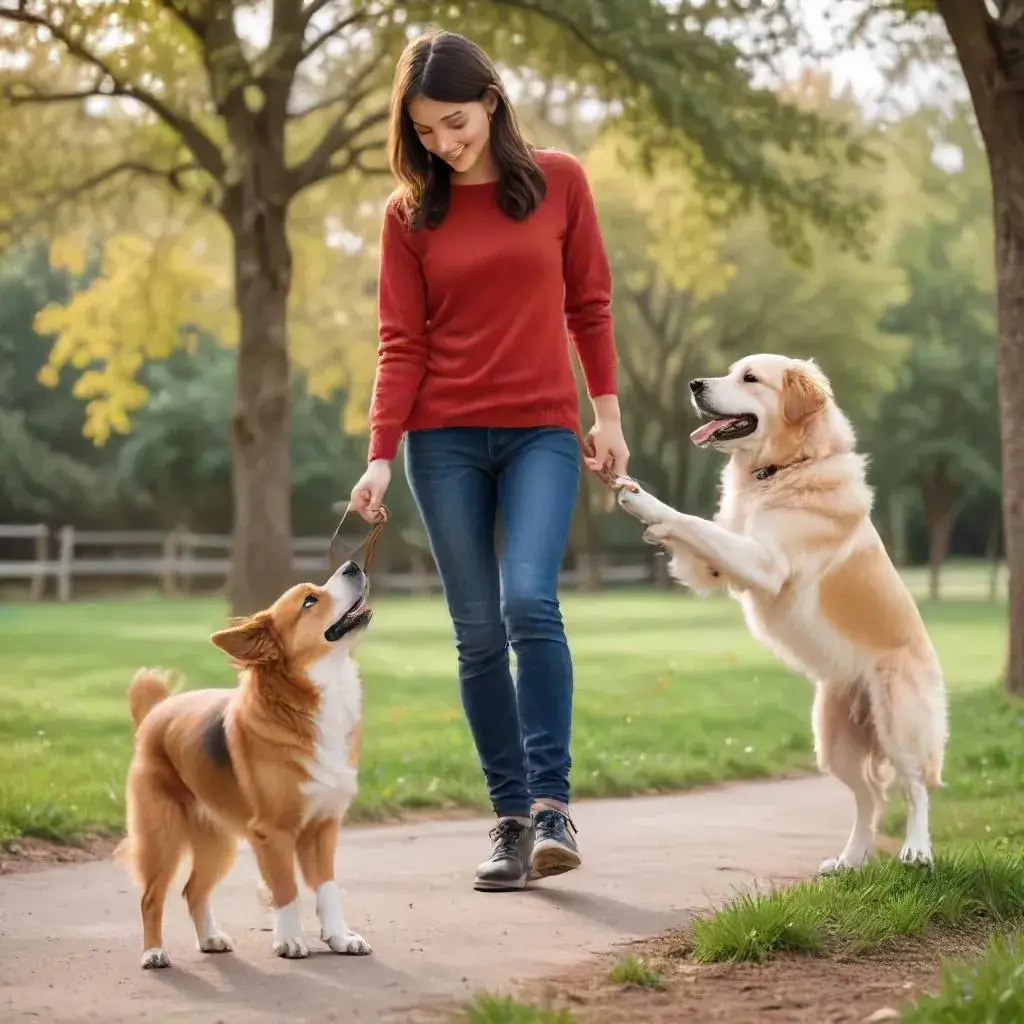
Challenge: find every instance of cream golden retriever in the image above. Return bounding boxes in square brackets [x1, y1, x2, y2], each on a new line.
[616, 353, 948, 873]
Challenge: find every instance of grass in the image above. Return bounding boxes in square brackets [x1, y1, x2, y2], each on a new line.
[687, 675, 1024, 966]
[456, 994, 577, 1024]
[0, 563, 1008, 844]
[607, 954, 664, 989]
[900, 932, 1024, 1023]
[691, 849, 1024, 963]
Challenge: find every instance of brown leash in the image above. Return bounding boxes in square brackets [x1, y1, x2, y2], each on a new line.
[575, 425, 640, 494]
[328, 503, 389, 575]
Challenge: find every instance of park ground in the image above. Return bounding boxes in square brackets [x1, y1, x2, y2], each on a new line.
[2, 562, 1023, 1022]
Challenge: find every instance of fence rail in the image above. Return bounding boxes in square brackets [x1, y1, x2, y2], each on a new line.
[0, 524, 654, 601]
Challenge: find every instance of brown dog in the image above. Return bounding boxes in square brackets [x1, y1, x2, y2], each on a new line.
[116, 561, 374, 969]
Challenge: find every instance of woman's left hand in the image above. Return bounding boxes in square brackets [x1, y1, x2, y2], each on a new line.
[584, 416, 630, 478]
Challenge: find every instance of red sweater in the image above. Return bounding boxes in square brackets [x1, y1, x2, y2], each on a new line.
[367, 148, 618, 462]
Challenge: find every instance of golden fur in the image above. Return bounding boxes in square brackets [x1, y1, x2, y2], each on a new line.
[116, 563, 375, 969]
[618, 353, 948, 873]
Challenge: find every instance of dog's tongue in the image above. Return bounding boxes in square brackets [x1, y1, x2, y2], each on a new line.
[690, 418, 738, 445]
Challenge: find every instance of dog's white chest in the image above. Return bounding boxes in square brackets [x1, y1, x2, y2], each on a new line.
[301, 651, 362, 821]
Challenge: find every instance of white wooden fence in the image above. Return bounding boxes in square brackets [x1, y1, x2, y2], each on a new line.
[0, 524, 653, 602]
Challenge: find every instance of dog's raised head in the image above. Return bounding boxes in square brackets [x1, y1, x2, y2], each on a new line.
[210, 561, 373, 680]
[687, 354, 854, 468]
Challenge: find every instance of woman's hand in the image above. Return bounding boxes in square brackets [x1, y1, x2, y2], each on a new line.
[349, 459, 392, 522]
[584, 415, 630, 479]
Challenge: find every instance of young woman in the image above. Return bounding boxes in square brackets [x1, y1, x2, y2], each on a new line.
[348, 29, 630, 892]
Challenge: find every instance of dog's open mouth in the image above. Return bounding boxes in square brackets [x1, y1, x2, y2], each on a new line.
[690, 413, 758, 447]
[324, 596, 373, 642]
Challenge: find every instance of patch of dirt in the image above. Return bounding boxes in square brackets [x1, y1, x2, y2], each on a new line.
[503, 927, 987, 1024]
[0, 805, 494, 876]
[0, 833, 120, 875]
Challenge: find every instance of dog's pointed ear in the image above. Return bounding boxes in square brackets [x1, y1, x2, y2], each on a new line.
[210, 614, 281, 666]
[782, 364, 830, 425]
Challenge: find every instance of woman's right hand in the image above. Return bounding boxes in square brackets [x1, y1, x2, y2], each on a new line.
[349, 459, 392, 522]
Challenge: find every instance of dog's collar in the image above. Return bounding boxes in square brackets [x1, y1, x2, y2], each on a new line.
[752, 457, 810, 481]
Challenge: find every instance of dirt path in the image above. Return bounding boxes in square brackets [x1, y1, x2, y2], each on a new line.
[0, 777, 852, 1024]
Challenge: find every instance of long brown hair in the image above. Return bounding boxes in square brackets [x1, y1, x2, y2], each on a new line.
[387, 29, 547, 232]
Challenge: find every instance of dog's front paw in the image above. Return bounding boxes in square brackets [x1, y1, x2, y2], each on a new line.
[141, 946, 172, 969]
[273, 933, 310, 959]
[816, 856, 858, 876]
[322, 929, 373, 955]
[198, 931, 234, 954]
[272, 899, 309, 958]
[898, 842, 934, 870]
[643, 523, 672, 546]
[616, 485, 662, 526]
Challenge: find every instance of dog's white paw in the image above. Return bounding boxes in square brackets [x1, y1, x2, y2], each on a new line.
[617, 487, 662, 526]
[816, 856, 858, 876]
[643, 523, 672, 546]
[322, 929, 373, 955]
[272, 934, 310, 959]
[198, 931, 234, 953]
[898, 842, 934, 869]
[272, 898, 309, 958]
[141, 946, 172, 969]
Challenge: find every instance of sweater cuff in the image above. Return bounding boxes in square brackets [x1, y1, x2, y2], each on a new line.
[368, 426, 402, 463]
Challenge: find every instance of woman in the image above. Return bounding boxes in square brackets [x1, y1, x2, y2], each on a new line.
[348, 29, 630, 892]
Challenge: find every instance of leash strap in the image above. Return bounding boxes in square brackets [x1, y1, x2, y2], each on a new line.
[575, 424, 640, 493]
[328, 503, 389, 575]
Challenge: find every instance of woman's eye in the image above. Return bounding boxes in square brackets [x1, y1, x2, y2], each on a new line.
[302, 594, 318, 609]
[743, 372, 758, 384]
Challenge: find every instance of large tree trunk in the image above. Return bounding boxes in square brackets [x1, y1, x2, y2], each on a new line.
[992, 172, 1024, 689]
[920, 463, 958, 603]
[225, 200, 294, 615]
[938, 2, 1024, 692]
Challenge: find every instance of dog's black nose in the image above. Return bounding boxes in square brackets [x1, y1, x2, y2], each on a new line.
[340, 560, 362, 577]
[689, 379, 706, 395]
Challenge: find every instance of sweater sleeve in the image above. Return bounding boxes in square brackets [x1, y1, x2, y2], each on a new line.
[561, 156, 618, 398]
[367, 199, 429, 462]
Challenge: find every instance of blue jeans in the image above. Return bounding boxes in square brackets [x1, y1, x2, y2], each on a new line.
[405, 426, 581, 818]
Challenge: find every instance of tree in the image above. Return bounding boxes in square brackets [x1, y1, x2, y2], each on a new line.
[586, 71, 910, 517]
[840, 1, 1024, 689]
[0, 244, 119, 524]
[868, 105, 999, 600]
[0, 0, 876, 614]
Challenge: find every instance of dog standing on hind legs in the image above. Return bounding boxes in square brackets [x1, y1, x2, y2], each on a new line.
[116, 561, 375, 968]
[616, 353, 948, 874]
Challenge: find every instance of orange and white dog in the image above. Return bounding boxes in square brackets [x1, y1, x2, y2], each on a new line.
[617, 354, 948, 874]
[116, 560, 374, 969]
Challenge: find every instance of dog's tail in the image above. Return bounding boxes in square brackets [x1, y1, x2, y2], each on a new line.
[127, 667, 172, 732]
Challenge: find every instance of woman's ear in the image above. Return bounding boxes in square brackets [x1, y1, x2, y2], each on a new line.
[482, 86, 499, 117]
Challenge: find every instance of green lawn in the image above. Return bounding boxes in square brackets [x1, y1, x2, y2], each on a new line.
[0, 564, 1008, 845]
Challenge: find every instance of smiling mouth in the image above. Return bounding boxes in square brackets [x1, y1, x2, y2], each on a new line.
[690, 399, 758, 447]
[324, 594, 373, 642]
[443, 144, 465, 163]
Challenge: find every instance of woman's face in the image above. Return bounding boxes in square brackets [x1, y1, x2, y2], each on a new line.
[407, 91, 498, 177]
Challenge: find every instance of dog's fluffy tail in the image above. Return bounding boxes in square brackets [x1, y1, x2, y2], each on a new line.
[127, 667, 172, 732]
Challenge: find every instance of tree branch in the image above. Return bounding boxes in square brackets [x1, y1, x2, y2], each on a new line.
[0, 158, 201, 239]
[0, 8, 226, 180]
[298, 139, 387, 188]
[300, 7, 370, 61]
[156, 0, 207, 40]
[935, 1, 1001, 144]
[301, 0, 336, 24]
[287, 85, 353, 119]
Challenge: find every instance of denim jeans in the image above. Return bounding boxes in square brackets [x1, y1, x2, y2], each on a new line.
[405, 426, 581, 817]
